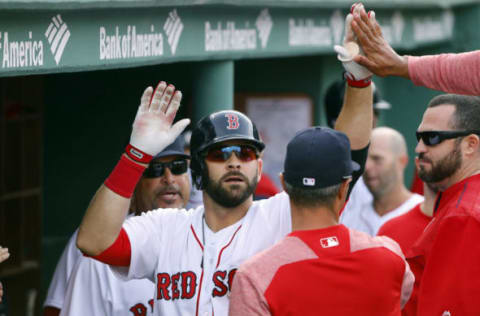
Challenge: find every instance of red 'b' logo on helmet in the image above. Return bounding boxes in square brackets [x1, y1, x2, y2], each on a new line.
[225, 113, 240, 130]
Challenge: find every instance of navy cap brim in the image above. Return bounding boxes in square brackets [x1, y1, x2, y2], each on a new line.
[154, 150, 190, 159]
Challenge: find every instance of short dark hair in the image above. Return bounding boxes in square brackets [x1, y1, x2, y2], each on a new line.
[428, 94, 480, 130]
[284, 180, 341, 209]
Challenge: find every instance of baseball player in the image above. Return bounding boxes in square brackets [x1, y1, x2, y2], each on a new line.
[75, 8, 374, 316]
[43, 137, 190, 316]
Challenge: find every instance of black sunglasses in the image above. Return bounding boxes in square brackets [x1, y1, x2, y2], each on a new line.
[415, 130, 480, 146]
[143, 159, 188, 178]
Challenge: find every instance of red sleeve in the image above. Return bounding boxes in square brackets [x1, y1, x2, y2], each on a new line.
[89, 228, 131, 266]
[408, 51, 480, 95]
[229, 269, 271, 316]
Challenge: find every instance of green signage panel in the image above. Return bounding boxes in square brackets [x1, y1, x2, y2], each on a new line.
[0, 6, 455, 77]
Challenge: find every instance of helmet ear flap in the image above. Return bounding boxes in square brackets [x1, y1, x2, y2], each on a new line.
[191, 153, 207, 190]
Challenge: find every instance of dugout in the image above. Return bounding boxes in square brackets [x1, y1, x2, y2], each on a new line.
[0, 0, 478, 314]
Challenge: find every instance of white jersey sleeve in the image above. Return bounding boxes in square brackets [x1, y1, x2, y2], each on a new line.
[115, 207, 197, 282]
[44, 230, 82, 309]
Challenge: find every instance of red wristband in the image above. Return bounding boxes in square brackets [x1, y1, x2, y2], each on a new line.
[105, 155, 146, 198]
[125, 144, 153, 164]
[345, 72, 372, 88]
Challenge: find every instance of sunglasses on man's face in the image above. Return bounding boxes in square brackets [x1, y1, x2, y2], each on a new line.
[415, 130, 480, 146]
[143, 159, 188, 178]
[204, 145, 258, 163]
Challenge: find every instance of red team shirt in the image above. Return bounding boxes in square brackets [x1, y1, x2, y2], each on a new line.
[378, 204, 432, 255]
[377, 204, 432, 316]
[406, 174, 480, 315]
[229, 224, 414, 316]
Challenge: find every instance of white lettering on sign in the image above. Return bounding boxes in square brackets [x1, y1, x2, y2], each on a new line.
[99, 25, 164, 60]
[381, 11, 405, 44]
[413, 10, 454, 43]
[289, 18, 331, 47]
[205, 21, 257, 51]
[204, 9, 273, 52]
[1, 31, 44, 68]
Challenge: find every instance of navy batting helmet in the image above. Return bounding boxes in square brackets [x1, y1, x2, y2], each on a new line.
[190, 110, 265, 189]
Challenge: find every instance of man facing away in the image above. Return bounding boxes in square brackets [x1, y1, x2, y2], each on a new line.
[44, 136, 191, 316]
[341, 127, 423, 235]
[229, 127, 413, 316]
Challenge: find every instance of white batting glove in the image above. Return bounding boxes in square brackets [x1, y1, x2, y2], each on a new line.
[127, 82, 190, 164]
[334, 3, 374, 87]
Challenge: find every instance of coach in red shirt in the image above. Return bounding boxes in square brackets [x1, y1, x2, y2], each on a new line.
[408, 94, 480, 315]
[229, 127, 413, 316]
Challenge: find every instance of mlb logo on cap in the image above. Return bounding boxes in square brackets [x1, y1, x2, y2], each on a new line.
[303, 178, 315, 186]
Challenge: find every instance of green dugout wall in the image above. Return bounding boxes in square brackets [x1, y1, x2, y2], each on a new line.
[0, 0, 478, 314]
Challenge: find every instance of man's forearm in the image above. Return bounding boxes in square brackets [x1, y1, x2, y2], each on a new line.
[76, 184, 130, 256]
[335, 84, 372, 150]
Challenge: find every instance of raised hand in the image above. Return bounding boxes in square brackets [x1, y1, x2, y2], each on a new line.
[351, 5, 409, 78]
[333, 3, 373, 86]
[129, 82, 190, 160]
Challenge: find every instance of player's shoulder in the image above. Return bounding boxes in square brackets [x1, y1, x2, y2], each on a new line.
[251, 191, 289, 212]
[348, 227, 404, 259]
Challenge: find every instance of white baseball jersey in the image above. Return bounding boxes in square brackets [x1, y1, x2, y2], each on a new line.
[113, 191, 292, 316]
[340, 177, 424, 236]
[44, 231, 82, 309]
[60, 256, 155, 316]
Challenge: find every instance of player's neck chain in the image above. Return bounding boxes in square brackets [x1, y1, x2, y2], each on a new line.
[201, 214, 205, 269]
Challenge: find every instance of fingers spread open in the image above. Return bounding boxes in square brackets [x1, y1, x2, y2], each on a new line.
[158, 84, 175, 114]
[150, 81, 167, 112]
[165, 90, 183, 123]
[139, 86, 153, 112]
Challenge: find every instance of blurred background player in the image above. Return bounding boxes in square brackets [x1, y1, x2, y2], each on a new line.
[341, 127, 423, 236]
[378, 158, 435, 254]
[43, 137, 191, 316]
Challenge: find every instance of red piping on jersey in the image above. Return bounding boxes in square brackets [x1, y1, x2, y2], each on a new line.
[216, 225, 242, 269]
[195, 269, 204, 316]
[191, 224, 204, 250]
[191, 224, 205, 316]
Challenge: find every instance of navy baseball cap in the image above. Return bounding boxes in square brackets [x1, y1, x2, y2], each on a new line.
[283, 127, 360, 189]
[153, 136, 190, 160]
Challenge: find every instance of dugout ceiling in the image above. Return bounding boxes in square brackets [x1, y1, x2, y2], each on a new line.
[0, 0, 473, 77]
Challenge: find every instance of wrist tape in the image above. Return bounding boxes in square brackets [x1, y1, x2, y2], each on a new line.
[125, 144, 153, 164]
[105, 155, 146, 198]
[345, 72, 372, 88]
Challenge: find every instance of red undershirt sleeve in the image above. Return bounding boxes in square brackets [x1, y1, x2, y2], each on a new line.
[87, 228, 131, 267]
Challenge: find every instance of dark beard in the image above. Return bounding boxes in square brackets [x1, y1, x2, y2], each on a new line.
[418, 143, 462, 183]
[205, 170, 258, 208]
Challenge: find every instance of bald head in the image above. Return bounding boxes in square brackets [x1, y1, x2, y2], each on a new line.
[371, 127, 407, 157]
[365, 127, 409, 199]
